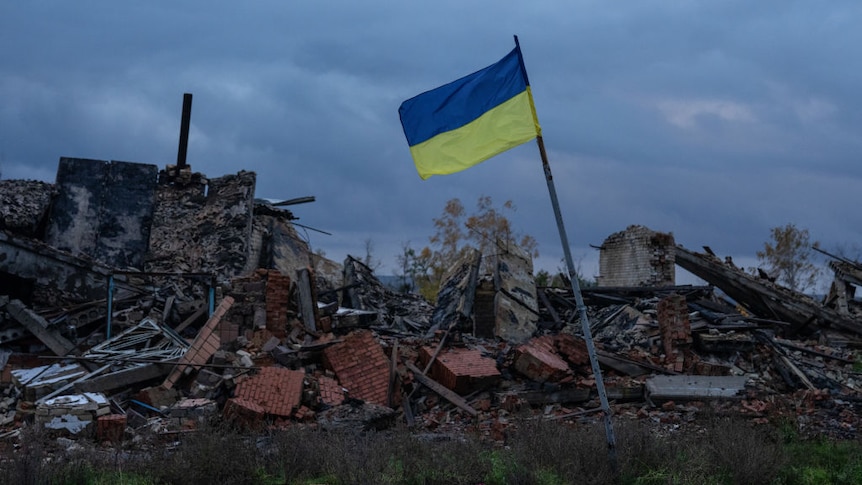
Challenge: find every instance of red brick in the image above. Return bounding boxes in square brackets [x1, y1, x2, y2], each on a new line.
[96, 414, 126, 443]
[657, 294, 692, 370]
[164, 296, 233, 389]
[419, 347, 500, 394]
[554, 334, 590, 366]
[234, 367, 304, 417]
[513, 337, 572, 383]
[322, 330, 391, 406]
[224, 397, 265, 429]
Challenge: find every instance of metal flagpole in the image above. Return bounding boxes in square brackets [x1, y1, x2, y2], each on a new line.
[536, 135, 618, 466]
[513, 35, 617, 467]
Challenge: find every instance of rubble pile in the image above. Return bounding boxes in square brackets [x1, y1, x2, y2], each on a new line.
[0, 179, 54, 238]
[1, 157, 861, 450]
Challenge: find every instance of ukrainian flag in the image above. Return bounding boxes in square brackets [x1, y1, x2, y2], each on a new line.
[398, 45, 542, 180]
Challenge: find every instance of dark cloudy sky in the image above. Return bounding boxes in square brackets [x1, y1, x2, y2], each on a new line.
[2, 2, 861, 281]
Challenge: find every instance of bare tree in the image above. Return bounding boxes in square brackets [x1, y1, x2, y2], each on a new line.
[756, 223, 821, 293]
[419, 195, 539, 300]
[362, 238, 382, 272]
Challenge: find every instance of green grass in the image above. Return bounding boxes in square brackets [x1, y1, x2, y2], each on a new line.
[2, 417, 862, 484]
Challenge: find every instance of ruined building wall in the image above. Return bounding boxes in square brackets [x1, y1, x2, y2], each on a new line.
[597, 225, 675, 287]
[44, 157, 158, 269]
[249, 211, 342, 290]
[249, 212, 311, 276]
[145, 170, 256, 280]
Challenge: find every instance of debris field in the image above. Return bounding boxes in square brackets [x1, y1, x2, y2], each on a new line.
[1, 158, 861, 447]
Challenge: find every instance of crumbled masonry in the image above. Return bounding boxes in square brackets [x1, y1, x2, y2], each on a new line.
[0, 156, 861, 447]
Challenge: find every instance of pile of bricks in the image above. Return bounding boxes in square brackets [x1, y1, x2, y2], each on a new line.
[323, 330, 391, 406]
[419, 347, 500, 394]
[513, 336, 573, 383]
[233, 367, 305, 417]
[554, 333, 590, 366]
[317, 375, 346, 407]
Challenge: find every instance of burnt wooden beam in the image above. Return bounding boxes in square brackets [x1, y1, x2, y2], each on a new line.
[675, 245, 862, 336]
[6, 299, 76, 356]
[405, 361, 478, 417]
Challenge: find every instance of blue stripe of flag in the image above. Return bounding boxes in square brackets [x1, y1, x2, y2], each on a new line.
[398, 47, 528, 147]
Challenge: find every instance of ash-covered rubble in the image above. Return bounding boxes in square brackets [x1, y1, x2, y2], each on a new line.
[0, 159, 861, 447]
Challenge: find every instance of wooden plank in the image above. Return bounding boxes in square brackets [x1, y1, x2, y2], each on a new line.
[7, 299, 76, 356]
[597, 349, 677, 376]
[510, 388, 590, 405]
[296, 268, 318, 333]
[388, 341, 398, 408]
[405, 361, 477, 417]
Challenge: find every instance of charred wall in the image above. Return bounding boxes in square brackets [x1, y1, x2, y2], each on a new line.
[44, 157, 158, 269]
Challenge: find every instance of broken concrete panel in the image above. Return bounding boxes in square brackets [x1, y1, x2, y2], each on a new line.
[12, 363, 88, 402]
[0, 180, 55, 238]
[93, 160, 159, 269]
[40, 414, 93, 435]
[513, 336, 572, 383]
[419, 346, 501, 395]
[44, 157, 105, 258]
[76, 363, 175, 393]
[431, 248, 481, 332]
[323, 330, 390, 406]
[45, 158, 158, 269]
[644, 375, 749, 401]
[597, 225, 675, 287]
[493, 244, 539, 343]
